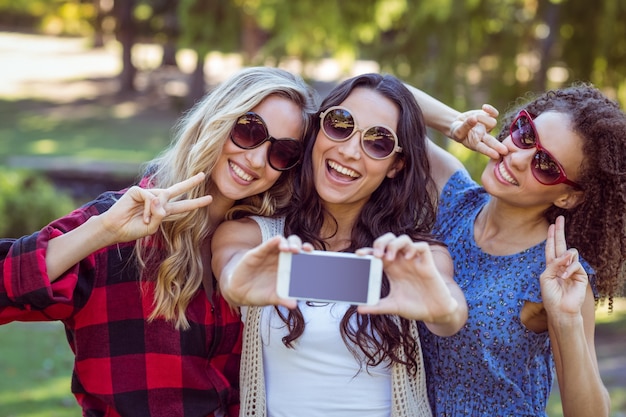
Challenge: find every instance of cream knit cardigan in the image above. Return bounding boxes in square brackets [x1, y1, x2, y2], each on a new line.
[239, 216, 432, 417]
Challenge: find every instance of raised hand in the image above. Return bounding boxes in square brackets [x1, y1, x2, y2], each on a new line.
[99, 173, 213, 244]
[220, 235, 307, 309]
[356, 233, 460, 325]
[449, 104, 508, 159]
[541, 216, 589, 316]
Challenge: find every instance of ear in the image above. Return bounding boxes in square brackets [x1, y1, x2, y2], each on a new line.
[386, 158, 405, 179]
[553, 189, 584, 210]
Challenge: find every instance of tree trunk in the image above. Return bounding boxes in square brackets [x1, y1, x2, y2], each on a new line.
[534, 1, 561, 91]
[115, 0, 137, 93]
[186, 52, 206, 109]
[160, 0, 179, 68]
[92, 0, 105, 48]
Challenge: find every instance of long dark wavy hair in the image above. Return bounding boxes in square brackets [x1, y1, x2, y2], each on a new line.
[497, 83, 626, 307]
[278, 73, 440, 375]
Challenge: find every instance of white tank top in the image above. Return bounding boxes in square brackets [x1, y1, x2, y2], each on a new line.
[249, 216, 392, 417]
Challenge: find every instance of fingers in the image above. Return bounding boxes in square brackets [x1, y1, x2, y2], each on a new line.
[480, 103, 499, 119]
[281, 235, 305, 253]
[450, 108, 507, 160]
[149, 173, 213, 218]
[449, 117, 476, 142]
[560, 249, 582, 279]
[370, 233, 432, 262]
[545, 223, 556, 263]
[545, 216, 568, 262]
[164, 172, 206, 198]
[554, 215, 567, 257]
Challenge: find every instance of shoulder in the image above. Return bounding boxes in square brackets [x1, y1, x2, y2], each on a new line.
[214, 217, 263, 242]
[438, 171, 485, 214]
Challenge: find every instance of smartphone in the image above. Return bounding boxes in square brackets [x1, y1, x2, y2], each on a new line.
[276, 250, 383, 305]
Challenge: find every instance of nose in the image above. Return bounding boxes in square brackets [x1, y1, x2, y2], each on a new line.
[245, 143, 269, 168]
[507, 138, 534, 171]
[338, 131, 362, 160]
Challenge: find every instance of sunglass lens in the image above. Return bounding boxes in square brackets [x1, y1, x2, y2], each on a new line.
[232, 113, 267, 148]
[532, 151, 562, 184]
[511, 116, 536, 149]
[323, 108, 354, 140]
[363, 127, 397, 159]
[269, 140, 303, 170]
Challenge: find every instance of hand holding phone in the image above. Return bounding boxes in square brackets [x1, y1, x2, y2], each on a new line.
[277, 250, 383, 305]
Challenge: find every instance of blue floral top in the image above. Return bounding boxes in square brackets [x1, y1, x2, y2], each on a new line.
[418, 170, 592, 417]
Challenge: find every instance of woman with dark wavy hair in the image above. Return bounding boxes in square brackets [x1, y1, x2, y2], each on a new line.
[212, 73, 468, 417]
[411, 83, 626, 417]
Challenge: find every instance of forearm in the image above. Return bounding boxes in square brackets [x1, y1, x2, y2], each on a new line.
[423, 283, 467, 336]
[216, 254, 246, 307]
[46, 215, 115, 282]
[550, 315, 610, 417]
[405, 84, 461, 137]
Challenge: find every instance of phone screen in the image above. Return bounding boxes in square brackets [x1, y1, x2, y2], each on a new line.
[287, 252, 375, 304]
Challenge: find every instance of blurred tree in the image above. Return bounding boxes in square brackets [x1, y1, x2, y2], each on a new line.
[178, 0, 241, 106]
[142, 0, 180, 68]
[2, 0, 626, 176]
[113, 0, 138, 92]
[90, 0, 109, 48]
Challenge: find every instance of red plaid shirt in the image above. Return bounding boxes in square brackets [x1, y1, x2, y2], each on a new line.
[0, 189, 242, 417]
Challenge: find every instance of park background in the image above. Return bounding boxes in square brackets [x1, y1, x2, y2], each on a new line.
[0, 1, 625, 416]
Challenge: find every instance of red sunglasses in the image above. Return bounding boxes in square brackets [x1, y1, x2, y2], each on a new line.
[230, 112, 303, 171]
[509, 110, 582, 189]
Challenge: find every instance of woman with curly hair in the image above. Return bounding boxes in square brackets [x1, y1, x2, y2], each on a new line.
[411, 83, 626, 417]
[0, 66, 319, 417]
[212, 73, 468, 417]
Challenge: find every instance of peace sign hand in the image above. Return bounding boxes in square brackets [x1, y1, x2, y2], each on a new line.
[541, 216, 589, 316]
[449, 104, 508, 159]
[99, 173, 213, 244]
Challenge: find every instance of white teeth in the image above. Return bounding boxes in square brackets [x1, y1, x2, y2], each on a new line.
[328, 160, 360, 178]
[230, 161, 253, 182]
[498, 161, 518, 185]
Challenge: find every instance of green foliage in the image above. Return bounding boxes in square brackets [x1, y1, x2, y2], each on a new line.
[4, 0, 626, 116]
[0, 169, 76, 238]
[0, 0, 94, 36]
[178, 0, 242, 56]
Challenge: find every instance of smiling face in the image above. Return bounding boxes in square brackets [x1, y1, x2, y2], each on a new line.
[483, 111, 584, 206]
[211, 95, 304, 203]
[312, 87, 404, 211]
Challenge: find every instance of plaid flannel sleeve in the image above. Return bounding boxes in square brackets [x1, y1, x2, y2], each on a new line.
[0, 191, 120, 323]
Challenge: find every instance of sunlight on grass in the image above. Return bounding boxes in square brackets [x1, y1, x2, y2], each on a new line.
[112, 101, 140, 118]
[31, 139, 59, 154]
[0, 375, 73, 403]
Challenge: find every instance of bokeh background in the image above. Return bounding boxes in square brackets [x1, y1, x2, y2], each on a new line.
[0, 1, 625, 416]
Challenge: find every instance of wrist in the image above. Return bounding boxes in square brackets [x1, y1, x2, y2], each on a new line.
[88, 214, 120, 248]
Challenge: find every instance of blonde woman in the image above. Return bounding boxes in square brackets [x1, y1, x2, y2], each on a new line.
[0, 66, 318, 417]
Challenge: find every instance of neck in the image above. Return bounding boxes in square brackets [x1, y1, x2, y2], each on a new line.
[320, 202, 361, 252]
[206, 193, 236, 233]
[474, 199, 550, 255]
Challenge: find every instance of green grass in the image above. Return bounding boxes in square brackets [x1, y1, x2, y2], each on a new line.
[0, 98, 177, 167]
[0, 322, 80, 417]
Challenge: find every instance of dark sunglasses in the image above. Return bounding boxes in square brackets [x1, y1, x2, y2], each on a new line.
[230, 112, 303, 171]
[510, 109, 582, 189]
[319, 106, 402, 160]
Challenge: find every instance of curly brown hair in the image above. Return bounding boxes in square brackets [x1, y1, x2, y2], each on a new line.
[278, 73, 440, 376]
[496, 83, 626, 306]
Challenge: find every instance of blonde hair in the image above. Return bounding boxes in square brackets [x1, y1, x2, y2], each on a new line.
[137, 67, 318, 329]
